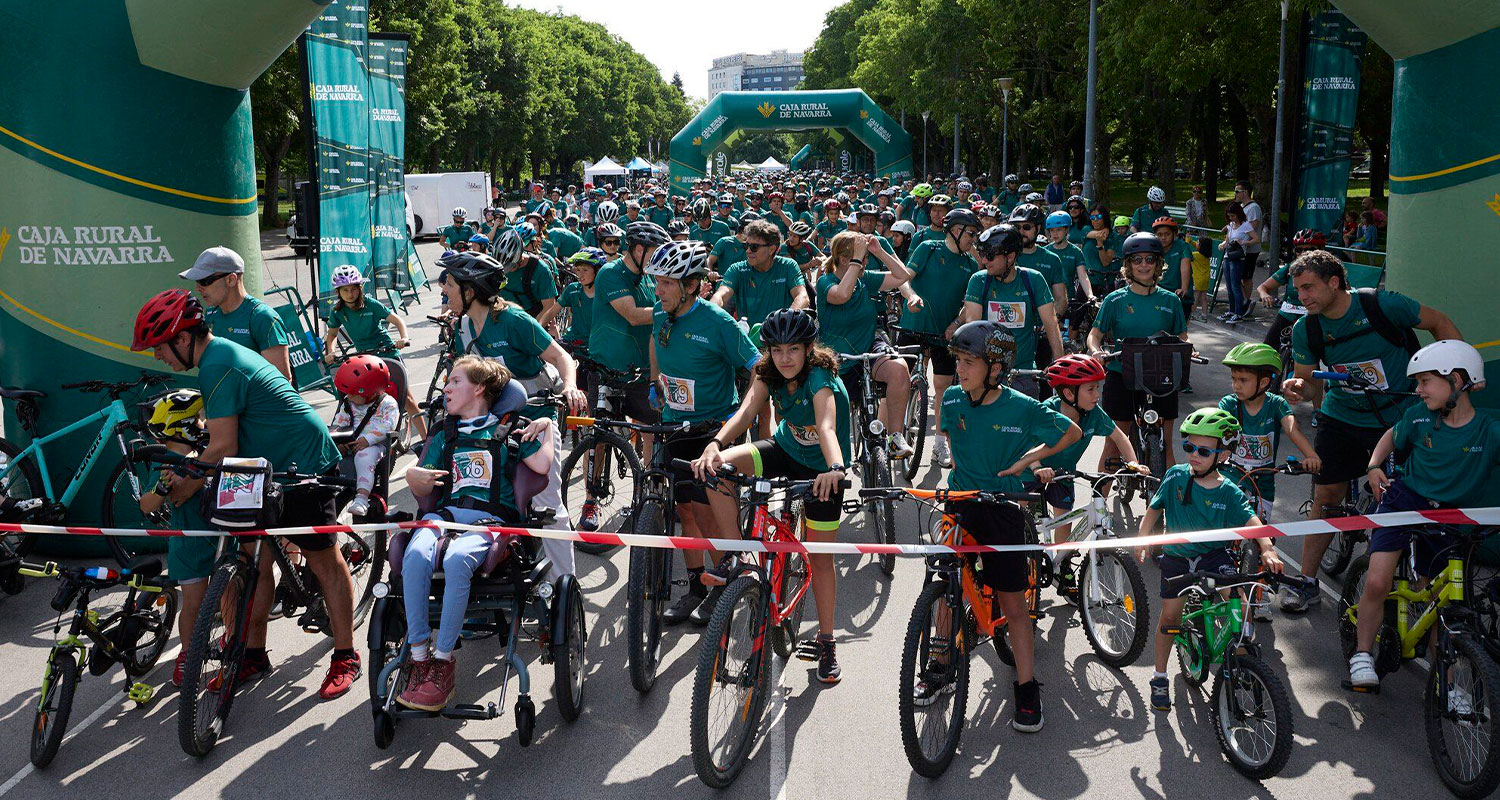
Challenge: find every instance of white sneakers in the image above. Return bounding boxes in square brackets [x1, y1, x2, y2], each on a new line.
[1348, 652, 1379, 688]
[890, 432, 915, 459]
[933, 436, 952, 469]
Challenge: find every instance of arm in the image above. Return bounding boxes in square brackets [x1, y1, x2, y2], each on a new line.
[385, 313, 410, 347]
[201, 417, 240, 464]
[321, 327, 341, 364]
[1176, 257, 1192, 296]
[1365, 426, 1397, 501]
[537, 297, 562, 328]
[1255, 274, 1282, 307]
[1039, 304, 1063, 365]
[691, 377, 770, 478]
[1134, 506, 1163, 563]
[869, 242, 914, 284]
[960, 300, 982, 325]
[540, 340, 586, 415]
[609, 294, 654, 327]
[1416, 303, 1462, 341]
[1086, 323, 1106, 356]
[1051, 281, 1068, 319]
[711, 283, 734, 310]
[261, 345, 292, 381]
[1105, 424, 1143, 466]
[789, 284, 810, 310]
[519, 418, 556, 470]
[824, 264, 864, 305]
[1000, 423, 1083, 476]
[1280, 413, 1322, 474]
[1280, 360, 1322, 406]
[1076, 263, 1094, 301]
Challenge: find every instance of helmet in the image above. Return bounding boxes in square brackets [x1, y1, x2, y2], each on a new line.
[595, 201, 620, 223]
[625, 220, 671, 248]
[595, 222, 624, 240]
[644, 240, 709, 280]
[717, 193, 733, 205]
[1024, 192, 1044, 204]
[1064, 195, 1087, 211]
[957, 180, 972, 192]
[822, 198, 842, 210]
[1292, 228, 1327, 248]
[1406, 339, 1486, 386]
[1045, 354, 1108, 387]
[890, 219, 917, 237]
[975, 223, 1023, 258]
[452, 207, 468, 219]
[1045, 211, 1071, 229]
[667, 219, 691, 237]
[568, 246, 608, 270]
[759, 308, 819, 346]
[1180, 407, 1241, 442]
[493, 227, 524, 267]
[928, 194, 953, 207]
[942, 208, 980, 230]
[145, 389, 205, 445]
[1007, 204, 1045, 226]
[1018, 183, 1034, 194]
[1146, 186, 1166, 203]
[564, 213, 579, 224]
[910, 183, 934, 199]
[789, 221, 814, 239]
[335, 355, 392, 402]
[467, 233, 490, 248]
[878, 210, 897, 225]
[691, 198, 712, 219]
[330, 264, 366, 289]
[537, 201, 555, 217]
[949, 321, 1016, 373]
[133, 289, 205, 351]
[1113, 215, 1132, 228]
[855, 203, 879, 220]
[1222, 342, 1283, 372]
[1121, 232, 1165, 259]
[737, 211, 763, 230]
[1004, 174, 1019, 184]
[436, 250, 506, 297]
[1151, 216, 1177, 231]
[516, 222, 539, 246]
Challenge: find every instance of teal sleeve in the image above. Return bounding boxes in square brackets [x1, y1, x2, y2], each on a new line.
[1379, 290, 1422, 328]
[1148, 471, 1173, 510]
[535, 265, 559, 301]
[1227, 485, 1255, 525]
[253, 305, 293, 348]
[516, 311, 553, 357]
[1392, 414, 1411, 455]
[863, 270, 887, 294]
[1034, 398, 1072, 447]
[1087, 406, 1117, 438]
[725, 314, 760, 369]
[963, 271, 986, 304]
[1290, 317, 1314, 365]
[326, 307, 347, 331]
[786, 259, 806, 287]
[420, 430, 446, 469]
[200, 364, 249, 420]
[367, 298, 392, 319]
[1094, 296, 1116, 338]
[519, 437, 542, 460]
[1033, 271, 1055, 306]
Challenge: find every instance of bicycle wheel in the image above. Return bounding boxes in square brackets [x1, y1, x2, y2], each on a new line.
[1141, 425, 1165, 478]
[1078, 548, 1149, 668]
[626, 499, 670, 694]
[561, 432, 641, 555]
[872, 447, 897, 576]
[770, 546, 808, 662]
[1426, 633, 1500, 798]
[1211, 655, 1295, 779]
[340, 529, 386, 629]
[102, 459, 167, 565]
[29, 648, 80, 768]
[903, 376, 929, 483]
[1322, 532, 1355, 578]
[119, 587, 179, 676]
[690, 575, 769, 789]
[1175, 601, 1211, 687]
[0, 437, 44, 556]
[898, 580, 970, 778]
[179, 555, 252, 757]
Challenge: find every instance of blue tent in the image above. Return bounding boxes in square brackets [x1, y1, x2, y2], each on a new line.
[625, 156, 653, 171]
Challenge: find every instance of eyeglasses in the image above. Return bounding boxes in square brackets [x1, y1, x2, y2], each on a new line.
[1127, 254, 1159, 265]
[600, 238, 621, 247]
[957, 229, 979, 239]
[195, 273, 230, 288]
[744, 242, 772, 252]
[1181, 441, 1226, 457]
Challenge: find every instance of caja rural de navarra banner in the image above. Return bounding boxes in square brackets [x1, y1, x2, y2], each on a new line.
[1292, 10, 1367, 240]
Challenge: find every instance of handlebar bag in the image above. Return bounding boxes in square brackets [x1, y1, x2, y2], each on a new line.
[199, 457, 283, 530]
[1120, 335, 1193, 397]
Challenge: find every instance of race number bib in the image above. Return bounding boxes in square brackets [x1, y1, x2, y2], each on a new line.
[787, 423, 820, 446]
[1279, 301, 1307, 316]
[451, 450, 495, 493]
[1333, 360, 1389, 391]
[660, 375, 697, 412]
[986, 300, 1028, 328]
[1235, 432, 1274, 469]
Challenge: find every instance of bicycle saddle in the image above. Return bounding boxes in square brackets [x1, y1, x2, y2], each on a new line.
[123, 555, 164, 579]
[0, 387, 46, 401]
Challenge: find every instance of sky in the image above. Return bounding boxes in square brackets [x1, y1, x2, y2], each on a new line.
[509, 0, 841, 100]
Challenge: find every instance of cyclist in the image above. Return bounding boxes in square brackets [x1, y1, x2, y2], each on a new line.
[320, 264, 411, 362]
[814, 200, 848, 250]
[1011, 208, 1068, 323]
[132, 289, 360, 698]
[1081, 208, 1120, 297]
[559, 247, 604, 348]
[898, 208, 981, 468]
[959, 223, 1060, 399]
[549, 215, 584, 259]
[1349, 340, 1500, 688]
[1152, 217, 1194, 316]
[912, 195, 953, 249]
[851, 204, 896, 255]
[901, 182, 934, 226]
[712, 220, 809, 325]
[648, 240, 762, 625]
[916, 322, 1081, 732]
[466, 234, 490, 254]
[689, 198, 730, 246]
[180, 246, 292, 381]
[647, 188, 674, 228]
[1130, 186, 1168, 233]
[1134, 408, 1280, 711]
[708, 212, 760, 277]
[493, 227, 561, 327]
[593, 221, 624, 262]
[691, 308, 851, 684]
[582, 201, 620, 247]
[437, 207, 477, 249]
[1045, 210, 1090, 315]
[766, 191, 794, 236]
[1278, 250, 1460, 611]
[1063, 196, 1091, 245]
[888, 219, 917, 261]
[668, 219, 691, 242]
[996, 174, 1021, 215]
[714, 194, 741, 230]
[781, 221, 823, 273]
[1217, 343, 1320, 521]
[1254, 228, 1322, 348]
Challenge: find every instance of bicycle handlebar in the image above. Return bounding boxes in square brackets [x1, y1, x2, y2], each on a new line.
[1311, 370, 1415, 396]
[571, 352, 646, 386]
[60, 372, 172, 395]
[1164, 569, 1315, 594]
[859, 486, 1044, 505]
[133, 445, 356, 488]
[670, 459, 851, 492]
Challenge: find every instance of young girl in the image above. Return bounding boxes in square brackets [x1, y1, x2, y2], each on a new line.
[322, 265, 424, 437]
[331, 356, 402, 518]
[692, 308, 852, 684]
[557, 247, 604, 349]
[398, 356, 555, 711]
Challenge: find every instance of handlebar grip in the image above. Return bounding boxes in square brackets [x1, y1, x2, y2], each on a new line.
[134, 444, 187, 466]
[1311, 371, 1348, 381]
[670, 458, 697, 472]
[59, 381, 91, 389]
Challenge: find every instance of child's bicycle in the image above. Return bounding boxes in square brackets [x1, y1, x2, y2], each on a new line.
[20, 556, 177, 767]
[1337, 523, 1500, 798]
[1164, 568, 1311, 779]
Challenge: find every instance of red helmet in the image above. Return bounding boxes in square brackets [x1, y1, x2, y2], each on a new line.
[335, 355, 392, 401]
[1045, 354, 1107, 387]
[1150, 216, 1178, 231]
[133, 289, 205, 351]
[1292, 228, 1327, 248]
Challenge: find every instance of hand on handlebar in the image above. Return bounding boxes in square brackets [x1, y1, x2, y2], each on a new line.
[563, 387, 587, 416]
[813, 468, 845, 502]
[395, 337, 411, 349]
[1260, 547, 1285, 574]
[691, 442, 725, 482]
[1033, 466, 1056, 484]
[1367, 466, 1391, 502]
[1299, 454, 1323, 475]
[905, 294, 924, 312]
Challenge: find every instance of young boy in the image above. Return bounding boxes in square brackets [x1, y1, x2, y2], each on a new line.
[1136, 408, 1282, 710]
[1217, 343, 1321, 521]
[1029, 353, 1146, 530]
[1349, 340, 1500, 689]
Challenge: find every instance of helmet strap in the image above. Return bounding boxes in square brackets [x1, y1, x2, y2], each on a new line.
[1058, 385, 1081, 414]
[170, 330, 201, 371]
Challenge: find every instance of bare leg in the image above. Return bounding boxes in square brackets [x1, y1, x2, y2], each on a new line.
[1299, 482, 1346, 581]
[306, 548, 355, 650]
[1153, 596, 1188, 673]
[1355, 549, 1401, 652]
[807, 527, 838, 636]
[177, 580, 207, 645]
[998, 591, 1036, 683]
[876, 358, 911, 435]
[246, 543, 275, 649]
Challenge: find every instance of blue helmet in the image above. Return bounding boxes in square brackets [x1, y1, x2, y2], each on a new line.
[1045, 211, 1071, 230]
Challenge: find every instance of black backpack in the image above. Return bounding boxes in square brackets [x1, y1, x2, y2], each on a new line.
[1304, 288, 1420, 367]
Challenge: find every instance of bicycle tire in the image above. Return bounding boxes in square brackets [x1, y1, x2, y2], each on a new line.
[1321, 532, 1355, 578]
[1078, 548, 1149, 668]
[1211, 654, 1295, 779]
[179, 555, 252, 757]
[1176, 598, 1211, 687]
[552, 575, 586, 722]
[898, 580, 969, 778]
[1425, 633, 1500, 798]
[903, 376, 929, 483]
[873, 447, 897, 576]
[626, 499, 670, 694]
[342, 529, 386, 629]
[690, 575, 769, 789]
[1142, 426, 1165, 479]
[29, 648, 80, 768]
[120, 587, 180, 676]
[101, 458, 165, 565]
[561, 431, 642, 555]
[0, 437, 45, 556]
[770, 545, 808, 662]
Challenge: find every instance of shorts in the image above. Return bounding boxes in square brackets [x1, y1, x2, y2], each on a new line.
[1368, 480, 1458, 577]
[956, 500, 1032, 593]
[897, 330, 955, 377]
[1158, 548, 1236, 599]
[1312, 411, 1386, 486]
[1033, 337, 1054, 401]
[168, 536, 219, 584]
[1263, 313, 1296, 350]
[842, 341, 896, 410]
[277, 482, 339, 551]
[1023, 479, 1074, 511]
[665, 429, 719, 505]
[750, 440, 844, 527]
[1100, 369, 1180, 424]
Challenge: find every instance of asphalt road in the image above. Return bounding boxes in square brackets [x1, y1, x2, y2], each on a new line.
[0, 237, 1464, 799]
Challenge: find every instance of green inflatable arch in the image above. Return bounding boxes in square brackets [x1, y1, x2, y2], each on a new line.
[669, 90, 912, 195]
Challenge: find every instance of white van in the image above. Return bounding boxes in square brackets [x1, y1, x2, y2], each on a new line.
[406, 172, 491, 238]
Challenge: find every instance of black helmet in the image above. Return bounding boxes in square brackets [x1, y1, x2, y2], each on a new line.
[942, 208, 980, 231]
[975, 223, 1024, 258]
[759, 308, 819, 347]
[878, 210, 897, 225]
[625, 220, 670, 248]
[1007, 204, 1045, 226]
[690, 198, 712, 219]
[737, 211, 763, 231]
[667, 219, 691, 237]
[436, 251, 506, 298]
[1121, 231, 1165, 259]
[949, 321, 1016, 373]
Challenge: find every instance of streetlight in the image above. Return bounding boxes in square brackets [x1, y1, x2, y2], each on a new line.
[1083, 0, 1099, 199]
[998, 77, 1014, 180]
[922, 110, 930, 179]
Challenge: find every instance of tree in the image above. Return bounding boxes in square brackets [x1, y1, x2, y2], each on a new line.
[1356, 40, 1393, 200]
[671, 71, 685, 98]
[251, 48, 303, 229]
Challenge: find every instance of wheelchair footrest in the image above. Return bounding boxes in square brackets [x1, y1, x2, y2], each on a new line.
[1341, 679, 1380, 695]
[441, 702, 500, 720]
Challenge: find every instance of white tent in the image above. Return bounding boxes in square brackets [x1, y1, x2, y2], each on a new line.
[754, 157, 786, 172]
[651, 162, 669, 174]
[583, 156, 626, 185]
[730, 161, 754, 173]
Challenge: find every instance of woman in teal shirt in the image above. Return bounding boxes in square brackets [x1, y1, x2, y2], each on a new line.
[322, 264, 423, 434]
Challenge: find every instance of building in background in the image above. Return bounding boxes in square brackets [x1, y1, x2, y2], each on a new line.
[707, 50, 805, 99]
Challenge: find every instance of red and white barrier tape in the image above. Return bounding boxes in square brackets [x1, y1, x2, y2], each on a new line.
[2, 506, 1497, 557]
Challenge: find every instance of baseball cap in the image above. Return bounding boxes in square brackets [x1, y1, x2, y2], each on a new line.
[179, 246, 245, 281]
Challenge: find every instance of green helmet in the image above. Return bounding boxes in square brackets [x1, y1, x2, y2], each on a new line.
[911, 183, 934, 200]
[1180, 408, 1241, 442]
[1222, 342, 1282, 372]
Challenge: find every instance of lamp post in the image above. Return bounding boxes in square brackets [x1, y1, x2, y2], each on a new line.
[922, 110, 930, 179]
[1082, 0, 1099, 199]
[1268, 0, 1289, 269]
[998, 77, 1014, 180]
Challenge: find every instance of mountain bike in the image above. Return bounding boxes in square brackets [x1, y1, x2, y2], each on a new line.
[559, 352, 646, 556]
[420, 313, 459, 432]
[841, 349, 908, 577]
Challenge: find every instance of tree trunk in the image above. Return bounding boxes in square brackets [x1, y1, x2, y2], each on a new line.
[259, 132, 293, 229]
[1225, 89, 1251, 182]
[1204, 86, 1222, 200]
[1156, 113, 1188, 203]
[1369, 136, 1388, 199]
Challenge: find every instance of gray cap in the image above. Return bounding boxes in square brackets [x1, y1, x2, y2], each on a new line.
[179, 246, 245, 281]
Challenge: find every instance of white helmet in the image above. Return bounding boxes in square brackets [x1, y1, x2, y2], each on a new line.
[1406, 339, 1486, 387]
[330, 264, 366, 289]
[890, 219, 917, 237]
[595, 200, 619, 223]
[644, 240, 709, 280]
[1147, 186, 1166, 203]
[452, 206, 468, 219]
[493, 228, 524, 268]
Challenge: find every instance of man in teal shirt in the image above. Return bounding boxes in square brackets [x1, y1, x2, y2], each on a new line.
[181, 246, 293, 382]
[712, 220, 809, 325]
[589, 221, 667, 423]
[961, 223, 1061, 398]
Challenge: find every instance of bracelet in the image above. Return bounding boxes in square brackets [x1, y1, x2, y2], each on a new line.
[1365, 464, 1383, 473]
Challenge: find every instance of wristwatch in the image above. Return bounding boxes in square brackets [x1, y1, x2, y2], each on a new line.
[828, 463, 847, 472]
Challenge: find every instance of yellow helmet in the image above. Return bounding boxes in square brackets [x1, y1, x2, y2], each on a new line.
[145, 389, 204, 445]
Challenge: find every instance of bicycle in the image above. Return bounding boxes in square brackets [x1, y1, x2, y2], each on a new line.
[841, 349, 911, 577]
[0, 371, 174, 563]
[1227, 456, 1312, 573]
[20, 556, 177, 767]
[684, 463, 844, 788]
[559, 352, 647, 556]
[1337, 524, 1500, 797]
[420, 313, 459, 432]
[1099, 342, 1208, 486]
[1164, 568, 1310, 779]
[888, 324, 939, 482]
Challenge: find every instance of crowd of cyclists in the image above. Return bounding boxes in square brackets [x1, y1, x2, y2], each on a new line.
[3, 166, 1495, 789]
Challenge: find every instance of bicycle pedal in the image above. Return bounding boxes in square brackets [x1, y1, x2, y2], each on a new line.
[1160, 626, 1183, 636]
[1341, 680, 1380, 695]
[127, 682, 154, 705]
[793, 639, 821, 662]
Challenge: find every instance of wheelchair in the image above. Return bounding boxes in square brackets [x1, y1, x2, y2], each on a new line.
[366, 377, 584, 748]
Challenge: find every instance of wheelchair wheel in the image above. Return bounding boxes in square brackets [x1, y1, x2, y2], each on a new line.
[552, 575, 586, 722]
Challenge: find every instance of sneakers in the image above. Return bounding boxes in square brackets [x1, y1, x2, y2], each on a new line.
[664, 589, 704, 626]
[207, 649, 271, 692]
[912, 660, 955, 708]
[1012, 680, 1044, 732]
[1180, 382, 1194, 395]
[815, 635, 841, 685]
[1279, 580, 1321, 613]
[577, 499, 599, 532]
[889, 432, 915, 459]
[397, 656, 456, 712]
[691, 584, 726, 626]
[1252, 601, 1273, 622]
[1150, 676, 1171, 710]
[172, 653, 186, 688]
[345, 495, 370, 518]
[933, 437, 953, 469]
[1348, 652, 1379, 689]
[319, 652, 362, 700]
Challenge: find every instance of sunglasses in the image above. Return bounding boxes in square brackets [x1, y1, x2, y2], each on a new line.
[600, 238, 621, 247]
[1181, 441, 1226, 458]
[744, 242, 772, 252]
[195, 272, 230, 288]
[1090, 214, 1105, 220]
[1016, 224, 1036, 232]
[1127, 254, 1159, 264]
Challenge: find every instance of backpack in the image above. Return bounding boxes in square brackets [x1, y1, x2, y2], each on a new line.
[1304, 288, 1420, 368]
[513, 256, 545, 316]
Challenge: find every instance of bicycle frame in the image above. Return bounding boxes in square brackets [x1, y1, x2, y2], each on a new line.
[1387, 557, 1465, 660]
[742, 499, 808, 630]
[1178, 593, 1250, 664]
[0, 399, 134, 506]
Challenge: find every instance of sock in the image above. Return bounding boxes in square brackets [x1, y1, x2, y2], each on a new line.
[434, 649, 453, 661]
[333, 648, 357, 662]
[1153, 671, 1167, 681]
[688, 566, 706, 596]
[410, 641, 430, 661]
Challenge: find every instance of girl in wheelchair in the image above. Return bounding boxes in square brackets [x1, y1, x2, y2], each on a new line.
[332, 356, 402, 518]
[399, 355, 555, 711]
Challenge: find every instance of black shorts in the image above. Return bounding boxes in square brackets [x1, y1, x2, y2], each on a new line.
[665, 429, 718, 505]
[1100, 369, 1180, 424]
[897, 330, 955, 377]
[1263, 314, 1296, 349]
[1033, 336, 1054, 401]
[278, 483, 339, 551]
[1368, 480, 1458, 577]
[750, 440, 844, 527]
[956, 500, 1032, 593]
[842, 343, 896, 409]
[1312, 411, 1386, 486]
[1158, 548, 1236, 599]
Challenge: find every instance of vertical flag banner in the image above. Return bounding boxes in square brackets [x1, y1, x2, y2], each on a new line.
[367, 34, 411, 298]
[303, 0, 372, 297]
[1293, 11, 1367, 238]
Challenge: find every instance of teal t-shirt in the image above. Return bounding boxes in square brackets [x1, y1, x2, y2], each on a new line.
[455, 307, 552, 380]
[1092, 287, 1188, 373]
[557, 282, 594, 344]
[814, 219, 848, 248]
[1037, 395, 1116, 472]
[1218, 393, 1294, 501]
[1268, 264, 1305, 320]
[206, 297, 291, 353]
[421, 419, 540, 511]
[1067, 223, 1091, 247]
[911, 226, 945, 252]
[721, 256, 806, 325]
[646, 206, 675, 229]
[710, 236, 746, 272]
[1047, 243, 1086, 294]
[781, 240, 822, 269]
[1159, 238, 1193, 293]
[963, 267, 1053, 370]
[438, 222, 478, 249]
[327, 298, 396, 356]
[548, 227, 583, 259]
[1130, 204, 1168, 233]
[499, 255, 559, 314]
[197, 338, 340, 476]
[690, 219, 731, 246]
[1290, 289, 1422, 428]
[1150, 464, 1255, 558]
[899, 240, 979, 335]
[769, 366, 852, 472]
[589, 258, 655, 370]
[652, 300, 760, 423]
[1082, 231, 1123, 278]
[817, 269, 887, 372]
[1392, 405, 1500, 505]
[938, 385, 1072, 493]
[1017, 246, 1068, 302]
